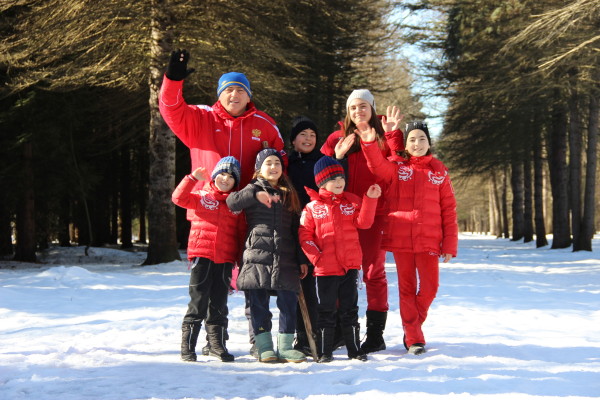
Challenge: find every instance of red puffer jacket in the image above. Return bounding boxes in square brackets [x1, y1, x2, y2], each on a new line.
[159, 76, 286, 193]
[320, 123, 402, 215]
[299, 187, 378, 276]
[362, 141, 458, 257]
[171, 176, 245, 263]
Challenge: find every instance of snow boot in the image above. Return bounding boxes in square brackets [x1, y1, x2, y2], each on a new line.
[293, 331, 313, 356]
[181, 322, 201, 362]
[408, 343, 426, 355]
[206, 325, 235, 362]
[254, 332, 278, 363]
[343, 325, 368, 361]
[317, 327, 335, 363]
[277, 333, 307, 363]
[360, 310, 387, 354]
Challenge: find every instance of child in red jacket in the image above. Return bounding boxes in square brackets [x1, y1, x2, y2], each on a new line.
[171, 156, 244, 363]
[359, 121, 458, 356]
[299, 156, 381, 362]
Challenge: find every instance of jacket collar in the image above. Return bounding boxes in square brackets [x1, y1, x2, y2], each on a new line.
[213, 100, 257, 121]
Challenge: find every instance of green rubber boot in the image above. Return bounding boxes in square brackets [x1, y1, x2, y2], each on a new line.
[277, 333, 307, 363]
[254, 332, 278, 363]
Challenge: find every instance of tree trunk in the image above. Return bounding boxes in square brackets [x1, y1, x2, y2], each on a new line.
[144, 0, 180, 265]
[14, 141, 37, 262]
[533, 128, 548, 247]
[568, 77, 583, 250]
[510, 159, 524, 241]
[578, 84, 599, 251]
[0, 195, 14, 256]
[120, 145, 133, 249]
[501, 168, 509, 239]
[548, 96, 571, 248]
[523, 156, 534, 242]
[490, 173, 502, 237]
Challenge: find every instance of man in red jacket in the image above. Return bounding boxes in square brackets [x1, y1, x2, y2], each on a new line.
[159, 49, 286, 194]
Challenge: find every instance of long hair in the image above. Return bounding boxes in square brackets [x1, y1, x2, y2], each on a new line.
[253, 171, 302, 213]
[342, 106, 386, 154]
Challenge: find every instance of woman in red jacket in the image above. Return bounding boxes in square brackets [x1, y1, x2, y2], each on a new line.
[320, 89, 403, 353]
[359, 121, 458, 355]
[171, 156, 245, 363]
[299, 157, 381, 362]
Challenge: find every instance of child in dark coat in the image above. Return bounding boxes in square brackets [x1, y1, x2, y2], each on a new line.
[171, 156, 244, 362]
[226, 148, 309, 363]
[299, 156, 381, 362]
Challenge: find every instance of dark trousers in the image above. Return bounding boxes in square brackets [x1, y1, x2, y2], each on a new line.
[296, 265, 319, 334]
[315, 269, 359, 329]
[182, 257, 233, 328]
[247, 289, 298, 335]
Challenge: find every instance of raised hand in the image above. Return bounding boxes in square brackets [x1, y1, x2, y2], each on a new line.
[366, 183, 382, 199]
[354, 122, 376, 142]
[166, 49, 195, 81]
[191, 167, 210, 181]
[334, 134, 357, 159]
[381, 106, 404, 132]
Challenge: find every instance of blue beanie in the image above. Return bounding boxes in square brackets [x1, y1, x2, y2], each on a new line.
[314, 156, 345, 188]
[211, 156, 241, 186]
[255, 148, 283, 171]
[217, 72, 252, 98]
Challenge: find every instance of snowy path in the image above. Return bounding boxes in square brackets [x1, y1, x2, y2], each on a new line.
[1, 233, 599, 400]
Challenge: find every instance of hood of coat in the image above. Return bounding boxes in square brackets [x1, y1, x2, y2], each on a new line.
[212, 99, 257, 121]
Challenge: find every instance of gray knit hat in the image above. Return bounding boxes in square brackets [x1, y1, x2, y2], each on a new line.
[211, 156, 241, 186]
[346, 89, 376, 112]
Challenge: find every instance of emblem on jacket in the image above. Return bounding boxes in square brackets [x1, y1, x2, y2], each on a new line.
[201, 194, 219, 210]
[397, 165, 413, 181]
[252, 129, 262, 138]
[428, 171, 447, 185]
[340, 203, 355, 216]
[311, 204, 328, 219]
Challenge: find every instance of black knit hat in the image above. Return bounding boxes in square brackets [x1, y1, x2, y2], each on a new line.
[404, 121, 431, 146]
[255, 148, 284, 171]
[290, 116, 319, 144]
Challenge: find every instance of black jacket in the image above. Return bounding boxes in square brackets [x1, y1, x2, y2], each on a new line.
[226, 178, 306, 292]
[287, 149, 324, 207]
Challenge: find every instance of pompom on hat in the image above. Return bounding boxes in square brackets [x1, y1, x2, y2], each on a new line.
[217, 72, 252, 98]
[289, 116, 319, 144]
[404, 120, 431, 146]
[346, 89, 376, 112]
[211, 156, 241, 186]
[255, 148, 284, 171]
[314, 156, 345, 188]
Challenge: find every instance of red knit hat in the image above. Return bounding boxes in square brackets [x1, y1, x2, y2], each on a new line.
[314, 156, 345, 188]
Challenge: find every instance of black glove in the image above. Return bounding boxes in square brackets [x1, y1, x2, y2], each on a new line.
[166, 49, 195, 81]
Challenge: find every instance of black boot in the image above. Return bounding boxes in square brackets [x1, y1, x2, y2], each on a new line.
[361, 310, 387, 354]
[293, 331, 313, 356]
[181, 322, 201, 362]
[343, 325, 367, 361]
[206, 325, 235, 362]
[317, 327, 335, 363]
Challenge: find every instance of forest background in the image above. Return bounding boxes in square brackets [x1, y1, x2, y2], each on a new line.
[0, 0, 598, 265]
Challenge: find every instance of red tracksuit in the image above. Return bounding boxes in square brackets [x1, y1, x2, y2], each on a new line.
[362, 141, 458, 348]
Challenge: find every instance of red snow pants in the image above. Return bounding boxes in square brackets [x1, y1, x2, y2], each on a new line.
[392, 251, 439, 347]
[358, 215, 389, 313]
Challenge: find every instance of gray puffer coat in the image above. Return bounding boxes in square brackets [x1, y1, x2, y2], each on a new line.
[226, 178, 306, 292]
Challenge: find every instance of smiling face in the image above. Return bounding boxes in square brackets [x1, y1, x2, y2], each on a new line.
[348, 98, 373, 126]
[259, 155, 282, 184]
[405, 129, 430, 157]
[218, 85, 250, 117]
[292, 128, 317, 154]
[213, 172, 235, 192]
[323, 176, 345, 195]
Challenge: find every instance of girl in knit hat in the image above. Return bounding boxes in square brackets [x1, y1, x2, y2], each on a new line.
[319, 89, 404, 354]
[226, 148, 309, 363]
[299, 156, 381, 362]
[171, 156, 244, 363]
[358, 121, 458, 356]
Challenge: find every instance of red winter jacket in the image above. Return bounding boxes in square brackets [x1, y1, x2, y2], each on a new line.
[171, 175, 245, 263]
[320, 123, 402, 215]
[159, 76, 286, 217]
[299, 187, 378, 276]
[362, 141, 458, 257]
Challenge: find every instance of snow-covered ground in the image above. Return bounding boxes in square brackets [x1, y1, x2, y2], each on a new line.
[1, 233, 599, 400]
